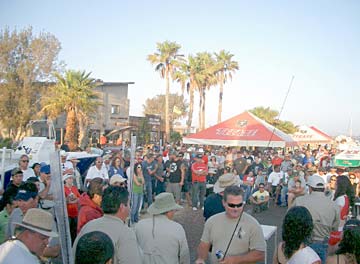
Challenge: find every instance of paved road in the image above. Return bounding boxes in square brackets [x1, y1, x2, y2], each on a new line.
[172, 200, 288, 263]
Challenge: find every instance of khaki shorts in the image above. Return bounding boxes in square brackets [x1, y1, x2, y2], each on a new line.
[166, 182, 181, 202]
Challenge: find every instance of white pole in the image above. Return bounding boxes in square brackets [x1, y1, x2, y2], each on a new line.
[128, 135, 136, 226]
[1, 147, 6, 190]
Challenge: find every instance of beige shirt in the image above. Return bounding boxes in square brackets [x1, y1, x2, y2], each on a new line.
[73, 214, 142, 264]
[135, 214, 190, 264]
[292, 191, 340, 241]
[201, 212, 266, 264]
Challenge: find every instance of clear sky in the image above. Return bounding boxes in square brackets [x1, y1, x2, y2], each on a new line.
[1, 0, 359, 136]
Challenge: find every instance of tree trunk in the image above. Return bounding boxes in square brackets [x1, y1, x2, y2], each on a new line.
[78, 112, 89, 150]
[202, 89, 206, 130]
[165, 71, 170, 143]
[198, 89, 203, 131]
[186, 85, 194, 131]
[218, 74, 224, 124]
[65, 109, 78, 151]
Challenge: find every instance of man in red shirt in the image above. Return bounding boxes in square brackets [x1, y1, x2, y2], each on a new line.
[271, 152, 283, 169]
[191, 153, 208, 211]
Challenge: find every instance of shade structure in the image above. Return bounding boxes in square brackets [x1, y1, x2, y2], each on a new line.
[291, 125, 332, 145]
[182, 111, 297, 147]
[335, 147, 360, 167]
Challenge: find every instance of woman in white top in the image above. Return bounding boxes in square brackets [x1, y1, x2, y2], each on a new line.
[273, 206, 320, 264]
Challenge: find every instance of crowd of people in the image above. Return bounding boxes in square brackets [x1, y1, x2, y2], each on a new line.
[0, 143, 359, 263]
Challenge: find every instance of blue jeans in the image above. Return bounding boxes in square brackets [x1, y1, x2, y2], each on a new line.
[309, 242, 328, 264]
[241, 185, 252, 202]
[131, 192, 143, 224]
[280, 186, 288, 206]
[144, 179, 153, 206]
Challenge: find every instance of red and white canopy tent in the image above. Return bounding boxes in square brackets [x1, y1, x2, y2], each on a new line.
[291, 125, 332, 145]
[183, 111, 297, 148]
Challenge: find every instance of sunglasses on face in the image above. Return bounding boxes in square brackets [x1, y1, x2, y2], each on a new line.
[227, 202, 244, 208]
[21, 160, 29, 163]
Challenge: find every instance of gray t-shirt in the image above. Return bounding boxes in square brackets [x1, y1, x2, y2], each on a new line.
[288, 176, 306, 189]
[201, 212, 266, 263]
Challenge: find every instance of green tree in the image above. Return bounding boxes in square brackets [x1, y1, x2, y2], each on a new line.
[143, 93, 188, 130]
[249, 106, 297, 134]
[41, 70, 100, 150]
[193, 52, 218, 131]
[147, 41, 184, 143]
[214, 50, 239, 123]
[170, 131, 182, 143]
[173, 56, 200, 131]
[137, 118, 151, 146]
[0, 27, 61, 141]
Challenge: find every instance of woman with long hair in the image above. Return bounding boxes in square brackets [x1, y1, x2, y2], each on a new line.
[108, 157, 125, 178]
[273, 206, 320, 264]
[326, 219, 360, 264]
[130, 163, 144, 224]
[333, 176, 355, 228]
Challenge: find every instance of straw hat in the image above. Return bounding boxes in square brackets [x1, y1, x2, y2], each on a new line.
[14, 208, 58, 237]
[213, 173, 242, 193]
[147, 192, 183, 215]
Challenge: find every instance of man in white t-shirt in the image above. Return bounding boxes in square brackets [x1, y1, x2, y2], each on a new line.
[18, 155, 35, 181]
[267, 165, 283, 198]
[85, 156, 109, 186]
[60, 150, 73, 176]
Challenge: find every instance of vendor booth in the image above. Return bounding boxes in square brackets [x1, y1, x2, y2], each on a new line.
[183, 111, 296, 148]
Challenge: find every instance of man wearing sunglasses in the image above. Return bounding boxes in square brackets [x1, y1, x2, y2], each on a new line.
[18, 154, 35, 181]
[196, 185, 265, 264]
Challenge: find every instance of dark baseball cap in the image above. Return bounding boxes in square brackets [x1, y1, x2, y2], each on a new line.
[14, 189, 38, 201]
[40, 164, 51, 174]
[196, 153, 203, 159]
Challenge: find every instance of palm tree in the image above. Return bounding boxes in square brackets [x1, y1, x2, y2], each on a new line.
[214, 50, 239, 123]
[193, 52, 218, 131]
[41, 70, 100, 150]
[147, 41, 184, 143]
[173, 58, 197, 132]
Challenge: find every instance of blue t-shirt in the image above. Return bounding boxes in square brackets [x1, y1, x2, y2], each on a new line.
[142, 160, 155, 182]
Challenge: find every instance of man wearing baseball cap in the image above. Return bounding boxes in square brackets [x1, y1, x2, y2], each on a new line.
[292, 175, 340, 263]
[0, 208, 58, 263]
[6, 183, 39, 239]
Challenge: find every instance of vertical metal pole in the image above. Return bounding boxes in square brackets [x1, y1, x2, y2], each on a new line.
[50, 150, 73, 264]
[1, 147, 6, 190]
[60, 128, 64, 145]
[128, 135, 136, 226]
